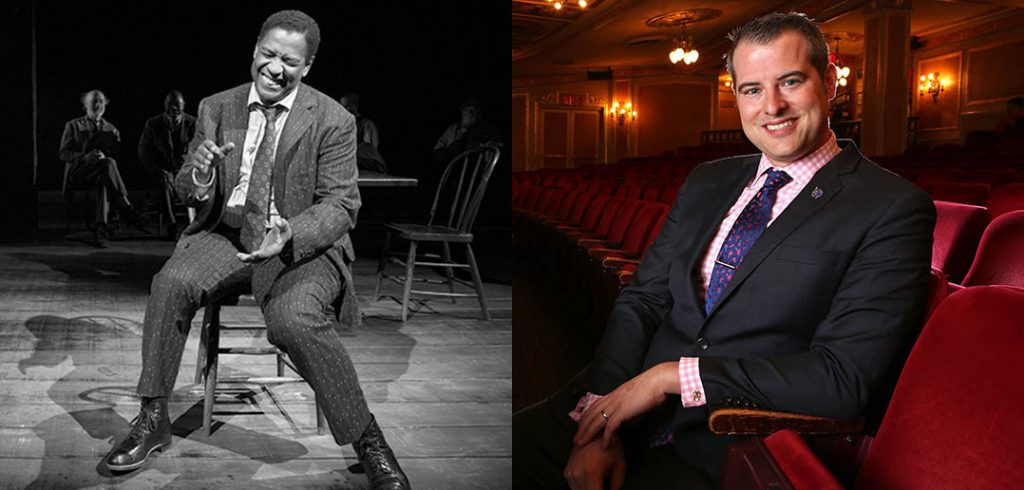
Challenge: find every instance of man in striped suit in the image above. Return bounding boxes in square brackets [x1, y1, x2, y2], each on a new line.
[101, 10, 409, 489]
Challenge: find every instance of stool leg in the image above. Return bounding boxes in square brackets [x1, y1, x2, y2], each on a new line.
[203, 305, 221, 437]
[316, 398, 327, 436]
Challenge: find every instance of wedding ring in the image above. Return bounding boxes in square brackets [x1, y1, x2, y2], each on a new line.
[600, 410, 609, 420]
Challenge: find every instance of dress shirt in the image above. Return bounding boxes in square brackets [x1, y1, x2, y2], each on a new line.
[195, 83, 297, 229]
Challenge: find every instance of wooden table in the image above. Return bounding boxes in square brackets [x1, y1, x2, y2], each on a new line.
[357, 170, 417, 187]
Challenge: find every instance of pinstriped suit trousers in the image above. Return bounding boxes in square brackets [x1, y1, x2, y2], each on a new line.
[136, 227, 372, 445]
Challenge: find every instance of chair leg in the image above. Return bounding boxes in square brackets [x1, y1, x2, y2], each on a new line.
[276, 353, 285, 377]
[373, 231, 392, 301]
[401, 241, 418, 322]
[441, 242, 457, 303]
[315, 398, 327, 435]
[203, 306, 221, 437]
[465, 244, 490, 321]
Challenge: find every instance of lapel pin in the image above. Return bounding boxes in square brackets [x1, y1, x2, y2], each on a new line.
[811, 186, 823, 199]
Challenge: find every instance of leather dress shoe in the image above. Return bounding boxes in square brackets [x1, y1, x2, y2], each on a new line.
[353, 415, 410, 489]
[94, 224, 110, 248]
[103, 400, 171, 471]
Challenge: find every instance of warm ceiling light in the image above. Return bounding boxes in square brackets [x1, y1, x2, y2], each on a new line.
[578, 0, 587, 7]
[553, 1, 562, 9]
[646, 9, 720, 67]
[669, 25, 699, 65]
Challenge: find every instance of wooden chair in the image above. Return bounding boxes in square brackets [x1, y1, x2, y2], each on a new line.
[61, 161, 96, 233]
[194, 294, 327, 436]
[373, 144, 501, 322]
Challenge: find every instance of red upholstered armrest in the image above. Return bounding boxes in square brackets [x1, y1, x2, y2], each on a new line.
[709, 408, 864, 435]
[721, 431, 845, 490]
[588, 248, 640, 260]
[577, 238, 618, 248]
[601, 257, 641, 269]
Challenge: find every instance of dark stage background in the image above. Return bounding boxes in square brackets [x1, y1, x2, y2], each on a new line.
[1, 1, 510, 254]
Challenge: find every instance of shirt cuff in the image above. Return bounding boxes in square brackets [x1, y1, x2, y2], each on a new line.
[191, 168, 214, 201]
[568, 392, 604, 423]
[679, 357, 706, 408]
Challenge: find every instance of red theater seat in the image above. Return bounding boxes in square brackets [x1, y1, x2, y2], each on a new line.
[931, 201, 989, 284]
[985, 183, 1024, 218]
[930, 183, 990, 206]
[961, 210, 1024, 288]
[719, 285, 1024, 490]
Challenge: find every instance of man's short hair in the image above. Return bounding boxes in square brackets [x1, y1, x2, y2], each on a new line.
[164, 90, 184, 105]
[724, 12, 830, 82]
[81, 89, 107, 105]
[258, 10, 321, 63]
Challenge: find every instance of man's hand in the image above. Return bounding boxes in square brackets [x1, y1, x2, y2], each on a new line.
[564, 433, 626, 490]
[575, 362, 678, 449]
[190, 140, 236, 181]
[85, 149, 105, 162]
[237, 216, 292, 263]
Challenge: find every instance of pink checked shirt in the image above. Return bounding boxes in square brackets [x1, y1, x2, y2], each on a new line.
[571, 133, 841, 422]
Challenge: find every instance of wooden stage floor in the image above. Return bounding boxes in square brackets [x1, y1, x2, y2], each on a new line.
[0, 232, 511, 489]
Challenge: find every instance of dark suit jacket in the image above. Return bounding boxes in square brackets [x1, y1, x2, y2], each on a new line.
[59, 116, 121, 165]
[586, 141, 935, 475]
[174, 83, 361, 321]
[138, 112, 197, 174]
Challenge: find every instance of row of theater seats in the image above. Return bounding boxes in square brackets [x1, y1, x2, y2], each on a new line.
[514, 163, 1024, 336]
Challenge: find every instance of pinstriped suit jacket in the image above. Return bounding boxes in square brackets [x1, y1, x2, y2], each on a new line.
[173, 83, 361, 316]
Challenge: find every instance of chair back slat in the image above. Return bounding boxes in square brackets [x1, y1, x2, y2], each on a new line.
[427, 145, 501, 233]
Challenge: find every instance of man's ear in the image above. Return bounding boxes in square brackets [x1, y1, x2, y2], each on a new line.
[302, 58, 314, 78]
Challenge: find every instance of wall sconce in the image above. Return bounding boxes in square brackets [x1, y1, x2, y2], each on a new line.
[919, 72, 950, 102]
[610, 101, 637, 126]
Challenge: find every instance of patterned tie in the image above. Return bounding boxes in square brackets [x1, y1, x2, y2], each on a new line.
[704, 168, 793, 315]
[241, 103, 285, 252]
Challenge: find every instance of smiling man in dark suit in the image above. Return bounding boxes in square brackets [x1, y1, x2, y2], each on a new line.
[101, 10, 409, 489]
[514, 12, 935, 489]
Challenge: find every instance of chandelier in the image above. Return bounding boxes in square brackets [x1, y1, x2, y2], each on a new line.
[646, 9, 721, 66]
[825, 32, 861, 89]
[544, 0, 587, 10]
[669, 25, 699, 65]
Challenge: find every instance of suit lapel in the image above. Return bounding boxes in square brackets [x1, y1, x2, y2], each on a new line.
[273, 85, 316, 203]
[707, 143, 860, 317]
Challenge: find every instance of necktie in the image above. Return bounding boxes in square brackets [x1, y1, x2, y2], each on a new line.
[704, 168, 793, 315]
[241, 103, 285, 252]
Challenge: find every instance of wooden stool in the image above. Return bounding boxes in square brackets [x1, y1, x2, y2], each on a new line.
[194, 294, 327, 436]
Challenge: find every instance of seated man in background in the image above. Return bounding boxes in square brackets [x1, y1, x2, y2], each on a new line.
[513, 12, 935, 488]
[138, 90, 197, 240]
[432, 97, 501, 165]
[340, 92, 388, 173]
[59, 89, 146, 247]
